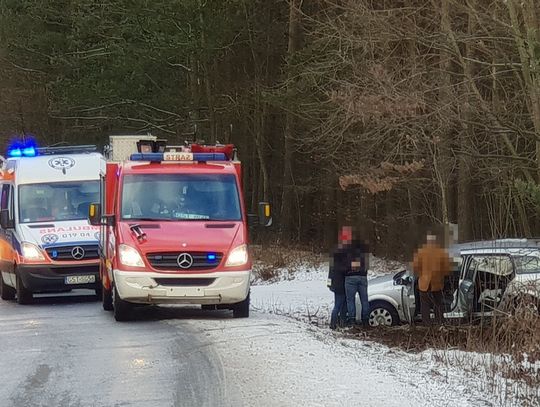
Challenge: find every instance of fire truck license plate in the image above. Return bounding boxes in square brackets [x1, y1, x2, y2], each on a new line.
[65, 275, 96, 285]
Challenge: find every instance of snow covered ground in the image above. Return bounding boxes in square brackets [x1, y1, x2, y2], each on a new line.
[251, 255, 403, 325]
[249, 256, 538, 406]
[176, 313, 495, 407]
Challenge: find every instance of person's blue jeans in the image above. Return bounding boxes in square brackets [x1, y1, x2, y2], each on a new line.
[330, 293, 347, 328]
[345, 275, 370, 324]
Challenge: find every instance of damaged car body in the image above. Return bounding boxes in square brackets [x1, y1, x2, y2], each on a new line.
[362, 239, 540, 326]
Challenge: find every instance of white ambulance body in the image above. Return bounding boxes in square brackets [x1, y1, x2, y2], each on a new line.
[0, 146, 105, 304]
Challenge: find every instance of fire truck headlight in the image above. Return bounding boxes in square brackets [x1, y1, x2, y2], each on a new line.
[118, 244, 145, 268]
[225, 244, 248, 267]
[21, 242, 45, 261]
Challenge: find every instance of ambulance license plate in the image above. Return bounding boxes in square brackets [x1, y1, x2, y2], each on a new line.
[65, 275, 96, 285]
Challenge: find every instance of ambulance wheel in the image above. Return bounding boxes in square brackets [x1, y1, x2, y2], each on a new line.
[113, 286, 133, 321]
[232, 292, 250, 318]
[102, 285, 113, 311]
[0, 273, 15, 300]
[16, 273, 33, 305]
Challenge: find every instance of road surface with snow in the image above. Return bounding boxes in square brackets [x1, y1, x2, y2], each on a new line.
[0, 287, 498, 407]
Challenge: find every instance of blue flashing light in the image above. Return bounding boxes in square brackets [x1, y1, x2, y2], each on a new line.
[22, 146, 36, 157]
[7, 138, 39, 158]
[51, 250, 58, 259]
[207, 253, 217, 261]
[193, 153, 226, 161]
[130, 153, 164, 161]
[8, 148, 22, 158]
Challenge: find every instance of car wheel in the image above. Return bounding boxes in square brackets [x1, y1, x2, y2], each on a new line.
[16, 273, 33, 305]
[0, 273, 15, 300]
[102, 285, 113, 311]
[232, 291, 250, 318]
[369, 301, 399, 326]
[113, 286, 133, 321]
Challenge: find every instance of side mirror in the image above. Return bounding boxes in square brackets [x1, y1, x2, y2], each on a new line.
[88, 203, 102, 226]
[258, 202, 272, 227]
[0, 210, 13, 229]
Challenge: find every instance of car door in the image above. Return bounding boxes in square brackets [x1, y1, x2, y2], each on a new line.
[456, 255, 477, 318]
[0, 183, 16, 286]
[400, 272, 417, 323]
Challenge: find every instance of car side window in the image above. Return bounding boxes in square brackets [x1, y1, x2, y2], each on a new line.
[514, 256, 540, 274]
[1, 184, 13, 218]
[463, 257, 477, 281]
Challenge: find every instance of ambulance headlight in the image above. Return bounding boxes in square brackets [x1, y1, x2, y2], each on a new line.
[118, 244, 145, 268]
[21, 242, 45, 261]
[225, 244, 248, 267]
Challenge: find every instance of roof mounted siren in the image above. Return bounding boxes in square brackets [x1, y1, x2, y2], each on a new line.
[130, 139, 237, 163]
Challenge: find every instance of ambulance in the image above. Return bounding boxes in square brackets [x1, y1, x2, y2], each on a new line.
[0, 142, 105, 304]
[89, 137, 271, 321]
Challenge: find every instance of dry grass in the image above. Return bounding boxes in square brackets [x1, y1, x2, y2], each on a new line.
[344, 300, 540, 406]
[251, 244, 326, 283]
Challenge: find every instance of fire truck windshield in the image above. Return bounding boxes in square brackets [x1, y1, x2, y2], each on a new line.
[121, 174, 242, 221]
[19, 181, 100, 223]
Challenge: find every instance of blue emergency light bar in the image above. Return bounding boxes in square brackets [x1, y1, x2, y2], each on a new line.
[7, 140, 37, 158]
[7, 139, 96, 158]
[130, 152, 227, 162]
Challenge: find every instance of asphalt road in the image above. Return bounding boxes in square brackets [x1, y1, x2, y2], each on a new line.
[0, 291, 242, 407]
[0, 290, 494, 407]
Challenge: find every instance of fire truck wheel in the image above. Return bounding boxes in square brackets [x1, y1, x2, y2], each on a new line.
[0, 273, 15, 300]
[113, 286, 133, 321]
[102, 285, 113, 311]
[232, 291, 250, 318]
[16, 272, 33, 305]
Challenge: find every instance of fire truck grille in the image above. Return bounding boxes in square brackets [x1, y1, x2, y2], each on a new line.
[46, 245, 100, 261]
[153, 278, 216, 286]
[146, 252, 223, 271]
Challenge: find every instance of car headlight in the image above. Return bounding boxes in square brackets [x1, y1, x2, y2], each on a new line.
[118, 244, 145, 268]
[21, 242, 45, 261]
[225, 244, 248, 267]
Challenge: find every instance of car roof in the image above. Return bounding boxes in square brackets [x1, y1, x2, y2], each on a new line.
[451, 239, 540, 256]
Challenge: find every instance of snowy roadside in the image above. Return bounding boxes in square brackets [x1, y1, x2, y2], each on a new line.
[251, 255, 404, 325]
[250, 255, 538, 406]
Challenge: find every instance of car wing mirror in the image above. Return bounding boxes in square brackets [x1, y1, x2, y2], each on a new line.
[258, 202, 272, 227]
[88, 203, 102, 226]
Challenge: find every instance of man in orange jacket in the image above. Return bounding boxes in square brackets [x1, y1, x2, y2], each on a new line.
[412, 232, 451, 325]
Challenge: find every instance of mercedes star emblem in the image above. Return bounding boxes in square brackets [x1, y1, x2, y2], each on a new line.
[71, 246, 85, 260]
[177, 253, 193, 269]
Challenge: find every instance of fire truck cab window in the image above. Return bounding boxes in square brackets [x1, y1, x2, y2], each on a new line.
[121, 174, 242, 221]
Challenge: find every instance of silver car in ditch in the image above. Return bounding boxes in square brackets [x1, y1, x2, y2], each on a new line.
[361, 239, 540, 326]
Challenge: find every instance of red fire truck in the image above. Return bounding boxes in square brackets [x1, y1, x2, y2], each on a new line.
[89, 137, 271, 321]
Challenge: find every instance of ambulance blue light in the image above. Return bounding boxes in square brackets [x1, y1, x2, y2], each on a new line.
[22, 146, 37, 157]
[8, 148, 22, 157]
[207, 253, 216, 261]
[7, 138, 38, 158]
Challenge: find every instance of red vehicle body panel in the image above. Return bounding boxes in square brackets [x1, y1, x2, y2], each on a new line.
[100, 159, 250, 290]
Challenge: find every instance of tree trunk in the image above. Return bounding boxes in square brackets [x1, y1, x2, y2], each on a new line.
[280, 0, 302, 240]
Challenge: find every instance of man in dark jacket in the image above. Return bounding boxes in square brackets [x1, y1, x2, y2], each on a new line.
[328, 245, 348, 329]
[345, 236, 370, 327]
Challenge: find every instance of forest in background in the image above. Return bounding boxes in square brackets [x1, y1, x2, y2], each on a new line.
[1, 0, 540, 258]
